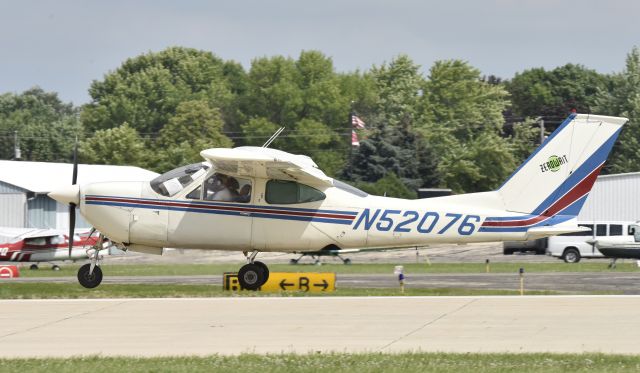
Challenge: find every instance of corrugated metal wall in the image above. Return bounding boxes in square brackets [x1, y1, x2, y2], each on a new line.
[0, 194, 25, 227]
[579, 173, 640, 222]
[26, 194, 57, 228]
[0, 180, 25, 194]
[0, 181, 26, 228]
[55, 201, 91, 230]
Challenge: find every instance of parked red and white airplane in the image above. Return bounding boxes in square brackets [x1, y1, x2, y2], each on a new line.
[48, 114, 627, 289]
[0, 229, 100, 270]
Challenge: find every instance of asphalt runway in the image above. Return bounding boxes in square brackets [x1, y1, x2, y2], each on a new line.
[10, 272, 640, 294]
[1, 296, 640, 357]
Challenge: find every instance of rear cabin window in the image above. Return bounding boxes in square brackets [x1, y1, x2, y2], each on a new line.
[609, 224, 623, 236]
[266, 180, 325, 204]
[596, 224, 607, 236]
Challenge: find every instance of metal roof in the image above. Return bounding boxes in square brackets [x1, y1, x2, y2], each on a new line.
[0, 160, 158, 193]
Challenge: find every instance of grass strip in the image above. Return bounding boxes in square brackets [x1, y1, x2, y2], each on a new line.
[16, 261, 640, 278]
[0, 283, 574, 299]
[1, 352, 640, 373]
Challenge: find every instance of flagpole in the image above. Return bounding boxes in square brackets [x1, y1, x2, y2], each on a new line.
[348, 103, 354, 167]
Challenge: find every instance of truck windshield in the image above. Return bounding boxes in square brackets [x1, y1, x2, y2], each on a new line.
[150, 163, 209, 197]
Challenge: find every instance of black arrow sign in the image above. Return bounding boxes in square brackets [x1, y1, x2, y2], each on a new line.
[313, 279, 329, 291]
[279, 279, 294, 290]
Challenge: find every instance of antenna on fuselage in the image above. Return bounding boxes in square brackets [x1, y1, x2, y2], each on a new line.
[262, 127, 285, 148]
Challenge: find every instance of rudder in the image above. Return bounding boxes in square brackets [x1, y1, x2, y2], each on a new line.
[498, 114, 627, 217]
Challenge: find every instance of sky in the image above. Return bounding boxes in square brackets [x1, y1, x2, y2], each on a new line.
[0, 0, 638, 105]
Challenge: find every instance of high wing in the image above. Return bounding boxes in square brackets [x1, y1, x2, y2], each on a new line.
[0, 228, 62, 242]
[0, 227, 92, 243]
[200, 146, 333, 187]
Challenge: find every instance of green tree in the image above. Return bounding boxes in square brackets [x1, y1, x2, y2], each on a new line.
[240, 55, 303, 127]
[79, 123, 149, 167]
[153, 100, 233, 172]
[157, 100, 231, 148]
[342, 123, 440, 190]
[370, 55, 424, 127]
[507, 64, 610, 120]
[595, 47, 640, 173]
[238, 51, 362, 175]
[418, 60, 512, 192]
[354, 173, 417, 199]
[0, 87, 81, 162]
[82, 47, 236, 134]
[438, 132, 517, 193]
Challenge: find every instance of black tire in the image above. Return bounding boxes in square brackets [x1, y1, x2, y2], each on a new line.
[563, 248, 581, 263]
[77, 263, 103, 289]
[51, 265, 61, 271]
[289, 259, 299, 265]
[253, 261, 270, 285]
[238, 263, 265, 291]
[343, 258, 352, 265]
[29, 264, 38, 270]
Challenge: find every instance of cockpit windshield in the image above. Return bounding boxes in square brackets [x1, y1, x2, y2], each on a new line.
[150, 163, 210, 197]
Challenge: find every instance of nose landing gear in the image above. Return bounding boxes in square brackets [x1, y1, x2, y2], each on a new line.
[238, 251, 270, 290]
[77, 233, 108, 289]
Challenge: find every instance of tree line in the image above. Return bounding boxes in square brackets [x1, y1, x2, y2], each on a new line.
[1, 46, 639, 197]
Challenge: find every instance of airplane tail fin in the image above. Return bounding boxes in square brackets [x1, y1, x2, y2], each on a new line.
[497, 114, 627, 219]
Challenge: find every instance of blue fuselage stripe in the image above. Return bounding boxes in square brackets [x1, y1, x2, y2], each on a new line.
[85, 200, 354, 225]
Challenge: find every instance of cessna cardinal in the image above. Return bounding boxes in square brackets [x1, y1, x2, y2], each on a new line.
[48, 114, 628, 289]
[0, 229, 100, 270]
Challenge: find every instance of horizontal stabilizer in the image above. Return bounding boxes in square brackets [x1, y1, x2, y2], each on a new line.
[524, 226, 591, 240]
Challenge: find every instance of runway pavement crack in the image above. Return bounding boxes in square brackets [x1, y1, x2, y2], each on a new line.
[379, 298, 478, 351]
[0, 300, 128, 340]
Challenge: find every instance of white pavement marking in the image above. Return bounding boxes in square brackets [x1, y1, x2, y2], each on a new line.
[1, 296, 640, 357]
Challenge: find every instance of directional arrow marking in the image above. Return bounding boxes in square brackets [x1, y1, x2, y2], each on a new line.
[279, 279, 294, 290]
[313, 279, 329, 290]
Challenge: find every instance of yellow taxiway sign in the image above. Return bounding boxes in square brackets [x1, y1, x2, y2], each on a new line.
[223, 272, 335, 292]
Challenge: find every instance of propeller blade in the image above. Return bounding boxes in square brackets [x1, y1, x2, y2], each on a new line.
[69, 203, 76, 257]
[69, 137, 78, 257]
[72, 137, 78, 185]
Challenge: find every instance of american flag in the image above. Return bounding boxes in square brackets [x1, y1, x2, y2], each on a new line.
[351, 114, 365, 129]
[351, 130, 360, 146]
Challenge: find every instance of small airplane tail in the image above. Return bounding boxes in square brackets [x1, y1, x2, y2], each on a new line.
[497, 114, 627, 219]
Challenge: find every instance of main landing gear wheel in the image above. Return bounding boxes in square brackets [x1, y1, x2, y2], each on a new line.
[77, 263, 103, 289]
[238, 263, 267, 291]
[253, 261, 270, 282]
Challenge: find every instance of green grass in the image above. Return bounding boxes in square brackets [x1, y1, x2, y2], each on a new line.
[17, 261, 640, 278]
[0, 283, 571, 299]
[2, 353, 640, 373]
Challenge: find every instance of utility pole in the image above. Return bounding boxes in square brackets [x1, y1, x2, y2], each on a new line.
[13, 131, 21, 160]
[536, 117, 545, 144]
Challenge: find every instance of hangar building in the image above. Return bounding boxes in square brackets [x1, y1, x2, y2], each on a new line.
[0, 160, 157, 232]
[578, 172, 640, 222]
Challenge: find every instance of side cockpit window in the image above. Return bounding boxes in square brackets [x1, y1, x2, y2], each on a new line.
[151, 163, 209, 197]
[203, 173, 252, 203]
[265, 180, 325, 204]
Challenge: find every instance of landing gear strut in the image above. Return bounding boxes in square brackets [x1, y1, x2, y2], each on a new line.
[77, 233, 107, 289]
[238, 250, 269, 290]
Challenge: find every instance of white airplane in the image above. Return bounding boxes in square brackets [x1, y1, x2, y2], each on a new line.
[48, 114, 627, 289]
[0, 228, 100, 270]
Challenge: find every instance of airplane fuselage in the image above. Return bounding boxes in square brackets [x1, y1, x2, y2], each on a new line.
[79, 179, 561, 254]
